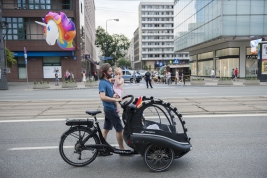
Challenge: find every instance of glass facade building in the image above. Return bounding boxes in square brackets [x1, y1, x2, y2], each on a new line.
[174, 0, 267, 78]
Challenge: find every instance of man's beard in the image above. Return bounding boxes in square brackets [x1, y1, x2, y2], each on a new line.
[105, 73, 112, 79]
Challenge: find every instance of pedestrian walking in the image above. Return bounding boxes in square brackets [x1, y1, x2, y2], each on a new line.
[167, 72, 171, 85]
[133, 71, 137, 83]
[82, 71, 86, 84]
[211, 69, 215, 81]
[232, 69, 235, 80]
[175, 70, 179, 84]
[234, 68, 238, 81]
[65, 70, 70, 82]
[71, 71, 76, 83]
[55, 71, 59, 86]
[98, 63, 124, 153]
[180, 70, 185, 85]
[144, 71, 153, 89]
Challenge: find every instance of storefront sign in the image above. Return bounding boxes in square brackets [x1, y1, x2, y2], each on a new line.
[246, 55, 257, 59]
[262, 44, 267, 59]
[262, 59, 267, 75]
[43, 66, 62, 78]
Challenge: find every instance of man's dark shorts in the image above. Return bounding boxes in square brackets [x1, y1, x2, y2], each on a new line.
[103, 109, 123, 132]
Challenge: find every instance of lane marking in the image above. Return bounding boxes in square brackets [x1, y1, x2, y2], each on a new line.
[1, 113, 267, 123]
[8, 144, 119, 151]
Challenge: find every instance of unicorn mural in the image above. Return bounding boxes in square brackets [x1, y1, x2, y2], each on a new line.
[35, 12, 76, 51]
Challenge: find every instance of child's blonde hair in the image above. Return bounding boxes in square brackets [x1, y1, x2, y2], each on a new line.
[114, 68, 122, 75]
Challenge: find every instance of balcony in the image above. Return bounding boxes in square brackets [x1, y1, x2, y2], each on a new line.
[141, 15, 174, 18]
[142, 33, 174, 36]
[142, 21, 174, 24]
[141, 8, 173, 12]
[142, 45, 174, 48]
[142, 56, 189, 61]
[142, 51, 175, 54]
[142, 57, 175, 61]
[2, 1, 73, 10]
[142, 27, 173, 30]
[142, 39, 173, 42]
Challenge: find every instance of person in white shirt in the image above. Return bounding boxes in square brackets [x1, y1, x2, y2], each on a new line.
[211, 69, 215, 81]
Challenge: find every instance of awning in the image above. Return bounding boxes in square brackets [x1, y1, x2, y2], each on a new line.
[13, 51, 74, 57]
[168, 65, 190, 68]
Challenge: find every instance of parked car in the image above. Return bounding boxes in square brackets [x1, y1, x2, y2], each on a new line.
[137, 70, 147, 77]
[122, 70, 142, 83]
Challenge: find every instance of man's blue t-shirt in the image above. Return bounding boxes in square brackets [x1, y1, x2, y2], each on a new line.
[99, 79, 116, 110]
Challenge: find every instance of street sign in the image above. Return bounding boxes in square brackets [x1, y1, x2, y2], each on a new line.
[173, 58, 180, 64]
[103, 56, 113, 60]
[84, 54, 91, 59]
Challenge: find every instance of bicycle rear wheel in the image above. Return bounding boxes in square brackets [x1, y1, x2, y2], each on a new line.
[59, 127, 100, 167]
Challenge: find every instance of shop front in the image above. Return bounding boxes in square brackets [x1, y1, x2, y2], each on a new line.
[6, 51, 81, 82]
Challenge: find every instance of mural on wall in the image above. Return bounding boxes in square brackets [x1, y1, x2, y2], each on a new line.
[35, 12, 76, 50]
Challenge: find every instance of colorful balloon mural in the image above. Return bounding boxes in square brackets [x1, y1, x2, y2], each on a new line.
[35, 12, 76, 51]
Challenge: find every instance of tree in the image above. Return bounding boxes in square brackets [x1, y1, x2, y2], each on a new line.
[95, 26, 130, 66]
[5, 48, 16, 68]
[117, 58, 131, 69]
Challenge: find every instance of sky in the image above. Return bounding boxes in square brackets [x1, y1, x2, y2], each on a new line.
[94, 0, 173, 40]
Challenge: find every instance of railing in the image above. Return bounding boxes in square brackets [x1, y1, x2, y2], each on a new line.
[142, 39, 173, 42]
[2, 2, 73, 10]
[142, 51, 175, 54]
[142, 45, 174, 48]
[142, 21, 174, 24]
[142, 27, 173, 30]
[141, 9, 173, 11]
[141, 15, 174, 17]
[142, 33, 174, 36]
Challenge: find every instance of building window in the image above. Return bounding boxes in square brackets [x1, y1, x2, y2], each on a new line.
[29, 0, 51, 9]
[246, 47, 258, 77]
[17, 58, 26, 79]
[2, 17, 25, 40]
[43, 57, 61, 66]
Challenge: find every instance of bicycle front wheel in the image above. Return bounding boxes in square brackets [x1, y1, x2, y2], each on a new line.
[59, 127, 100, 167]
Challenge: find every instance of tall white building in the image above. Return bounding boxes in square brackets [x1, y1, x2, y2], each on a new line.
[137, 2, 189, 71]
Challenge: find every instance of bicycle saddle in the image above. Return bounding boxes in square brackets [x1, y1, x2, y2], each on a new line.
[86, 110, 102, 116]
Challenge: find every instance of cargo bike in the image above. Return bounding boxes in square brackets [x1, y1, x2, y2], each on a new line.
[59, 95, 192, 172]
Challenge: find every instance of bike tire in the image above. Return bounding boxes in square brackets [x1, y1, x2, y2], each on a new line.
[59, 127, 100, 167]
[143, 144, 174, 172]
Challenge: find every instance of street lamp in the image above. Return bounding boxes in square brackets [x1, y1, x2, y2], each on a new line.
[105, 19, 119, 58]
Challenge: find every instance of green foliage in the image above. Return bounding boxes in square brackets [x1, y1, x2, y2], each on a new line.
[95, 26, 130, 66]
[5, 48, 16, 68]
[86, 78, 95, 82]
[117, 58, 131, 69]
[63, 78, 75, 83]
[34, 81, 49, 84]
[143, 65, 148, 70]
[191, 78, 204, 81]
[219, 77, 232, 81]
[245, 77, 258, 80]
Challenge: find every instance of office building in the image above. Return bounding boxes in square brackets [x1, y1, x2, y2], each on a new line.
[137, 2, 189, 71]
[174, 0, 267, 78]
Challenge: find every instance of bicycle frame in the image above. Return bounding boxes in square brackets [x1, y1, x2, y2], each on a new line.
[77, 115, 134, 155]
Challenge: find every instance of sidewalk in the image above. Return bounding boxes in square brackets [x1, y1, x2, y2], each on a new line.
[2, 78, 267, 91]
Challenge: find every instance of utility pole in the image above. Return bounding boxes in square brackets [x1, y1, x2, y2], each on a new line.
[0, 3, 8, 90]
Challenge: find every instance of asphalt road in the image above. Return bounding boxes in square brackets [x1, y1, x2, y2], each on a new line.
[0, 115, 266, 178]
